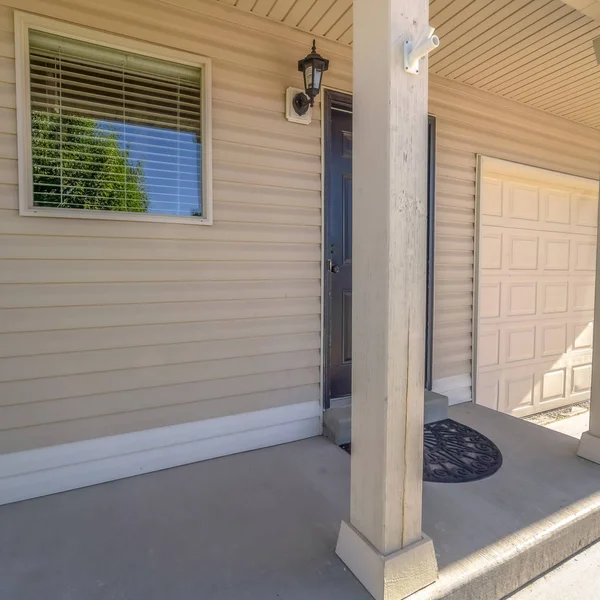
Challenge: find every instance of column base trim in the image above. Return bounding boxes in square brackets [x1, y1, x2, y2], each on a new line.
[335, 521, 438, 600]
[577, 431, 600, 464]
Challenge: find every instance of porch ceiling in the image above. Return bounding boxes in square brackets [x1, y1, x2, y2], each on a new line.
[564, 0, 600, 20]
[216, 0, 600, 130]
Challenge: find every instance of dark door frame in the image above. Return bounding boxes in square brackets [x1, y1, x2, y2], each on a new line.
[323, 89, 352, 409]
[425, 114, 436, 391]
[323, 88, 437, 408]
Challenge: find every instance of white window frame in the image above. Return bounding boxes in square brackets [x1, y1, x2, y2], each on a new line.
[14, 12, 213, 225]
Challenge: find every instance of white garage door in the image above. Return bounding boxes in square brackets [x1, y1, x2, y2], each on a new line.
[476, 158, 598, 417]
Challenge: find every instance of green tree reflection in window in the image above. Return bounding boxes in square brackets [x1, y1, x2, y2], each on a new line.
[31, 111, 149, 212]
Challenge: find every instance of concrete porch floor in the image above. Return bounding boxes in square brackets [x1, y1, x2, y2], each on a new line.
[3, 404, 600, 600]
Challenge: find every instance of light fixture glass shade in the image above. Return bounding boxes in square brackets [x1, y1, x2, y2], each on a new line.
[298, 40, 329, 107]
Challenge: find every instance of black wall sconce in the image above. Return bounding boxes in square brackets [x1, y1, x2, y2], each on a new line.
[293, 40, 329, 116]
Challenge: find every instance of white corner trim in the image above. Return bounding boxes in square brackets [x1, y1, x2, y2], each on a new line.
[432, 374, 472, 406]
[0, 401, 321, 506]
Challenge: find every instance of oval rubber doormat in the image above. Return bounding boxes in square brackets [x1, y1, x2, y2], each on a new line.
[423, 419, 503, 483]
[341, 419, 503, 484]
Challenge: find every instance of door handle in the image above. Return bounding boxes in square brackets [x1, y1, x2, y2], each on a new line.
[328, 259, 340, 274]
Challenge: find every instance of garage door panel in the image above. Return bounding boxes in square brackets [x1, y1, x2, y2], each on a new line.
[544, 189, 571, 226]
[478, 326, 501, 368]
[481, 178, 503, 217]
[571, 280, 595, 312]
[572, 361, 592, 396]
[507, 281, 537, 317]
[480, 317, 592, 364]
[539, 322, 567, 358]
[482, 358, 587, 417]
[504, 367, 537, 414]
[480, 233, 503, 270]
[481, 176, 597, 236]
[481, 227, 595, 273]
[573, 240, 596, 272]
[509, 235, 540, 271]
[575, 195, 598, 230]
[477, 372, 500, 411]
[541, 367, 567, 404]
[478, 302, 594, 329]
[543, 238, 570, 271]
[505, 326, 536, 364]
[479, 282, 501, 318]
[506, 181, 540, 221]
[572, 320, 593, 351]
[477, 160, 597, 417]
[540, 282, 568, 315]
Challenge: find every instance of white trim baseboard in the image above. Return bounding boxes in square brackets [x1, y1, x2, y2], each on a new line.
[432, 374, 472, 406]
[0, 401, 321, 506]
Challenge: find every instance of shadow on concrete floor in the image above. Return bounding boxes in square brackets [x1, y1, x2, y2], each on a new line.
[3, 404, 600, 600]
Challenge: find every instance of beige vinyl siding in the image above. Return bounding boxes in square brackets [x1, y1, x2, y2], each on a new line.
[0, 0, 351, 453]
[2, 0, 600, 452]
[430, 74, 600, 402]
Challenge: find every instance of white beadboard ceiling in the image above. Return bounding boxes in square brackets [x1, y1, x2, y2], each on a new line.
[216, 0, 600, 130]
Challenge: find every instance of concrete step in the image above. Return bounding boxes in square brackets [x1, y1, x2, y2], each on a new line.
[323, 406, 352, 446]
[323, 390, 449, 446]
[424, 390, 449, 425]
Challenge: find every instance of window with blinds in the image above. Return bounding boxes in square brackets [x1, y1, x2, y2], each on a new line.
[25, 29, 208, 220]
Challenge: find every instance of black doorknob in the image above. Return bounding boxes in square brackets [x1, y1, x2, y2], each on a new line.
[328, 260, 340, 274]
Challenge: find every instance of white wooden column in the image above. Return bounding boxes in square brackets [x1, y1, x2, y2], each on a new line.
[577, 181, 600, 463]
[334, 0, 437, 598]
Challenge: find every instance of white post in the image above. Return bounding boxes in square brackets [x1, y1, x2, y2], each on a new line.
[577, 181, 600, 463]
[334, 0, 437, 598]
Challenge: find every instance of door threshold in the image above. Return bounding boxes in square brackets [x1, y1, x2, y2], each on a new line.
[324, 391, 449, 446]
[329, 395, 351, 409]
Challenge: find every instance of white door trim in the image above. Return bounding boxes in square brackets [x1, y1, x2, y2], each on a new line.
[432, 374, 472, 405]
[472, 154, 484, 405]
[0, 401, 321, 506]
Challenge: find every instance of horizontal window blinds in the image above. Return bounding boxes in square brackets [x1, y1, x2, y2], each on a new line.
[28, 30, 204, 217]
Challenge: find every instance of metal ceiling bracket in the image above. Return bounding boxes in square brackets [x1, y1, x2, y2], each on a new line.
[404, 26, 440, 75]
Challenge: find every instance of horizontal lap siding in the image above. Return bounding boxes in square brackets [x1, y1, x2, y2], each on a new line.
[2, 0, 599, 450]
[430, 75, 600, 400]
[0, 0, 352, 453]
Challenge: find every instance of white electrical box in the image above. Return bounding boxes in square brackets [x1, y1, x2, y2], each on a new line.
[285, 87, 312, 125]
